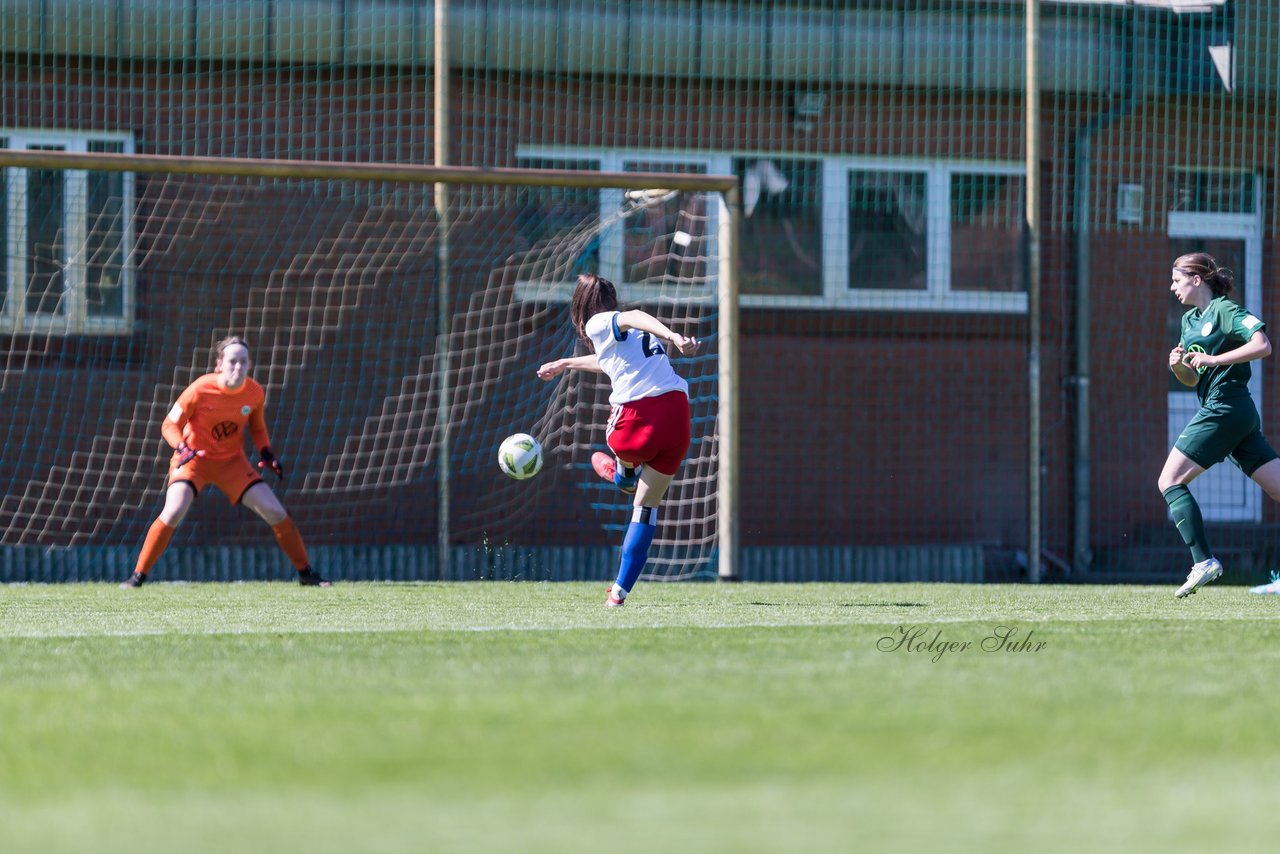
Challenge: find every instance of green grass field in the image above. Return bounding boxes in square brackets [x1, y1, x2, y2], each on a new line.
[2, 581, 1279, 853]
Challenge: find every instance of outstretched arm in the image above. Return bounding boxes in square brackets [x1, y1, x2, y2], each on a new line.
[615, 310, 700, 356]
[537, 354, 602, 380]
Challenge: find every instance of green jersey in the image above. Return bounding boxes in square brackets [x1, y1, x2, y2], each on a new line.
[1179, 296, 1266, 405]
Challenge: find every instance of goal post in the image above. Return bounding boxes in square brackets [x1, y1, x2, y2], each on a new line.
[0, 148, 740, 583]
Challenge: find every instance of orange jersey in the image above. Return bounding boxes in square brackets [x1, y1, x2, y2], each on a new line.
[161, 374, 271, 461]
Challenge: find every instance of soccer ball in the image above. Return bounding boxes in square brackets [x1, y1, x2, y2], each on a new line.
[498, 432, 543, 480]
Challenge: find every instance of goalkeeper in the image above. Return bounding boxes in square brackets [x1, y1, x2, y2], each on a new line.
[120, 336, 330, 588]
[537, 273, 699, 607]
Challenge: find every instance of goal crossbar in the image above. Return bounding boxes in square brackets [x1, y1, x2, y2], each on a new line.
[0, 149, 738, 194]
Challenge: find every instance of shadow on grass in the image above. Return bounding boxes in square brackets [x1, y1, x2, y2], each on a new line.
[747, 601, 927, 608]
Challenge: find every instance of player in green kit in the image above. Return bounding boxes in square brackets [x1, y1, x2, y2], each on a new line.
[1160, 252, 1280, 598]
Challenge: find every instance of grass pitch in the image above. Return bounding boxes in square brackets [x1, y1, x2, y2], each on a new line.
[2, 581, 1279, 853]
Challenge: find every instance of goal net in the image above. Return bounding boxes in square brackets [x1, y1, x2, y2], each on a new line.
[0, 152, 733, 583]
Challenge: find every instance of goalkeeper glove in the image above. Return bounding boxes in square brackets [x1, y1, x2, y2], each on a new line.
[175, 442, 204, 468]
[258, 446, 284, 479]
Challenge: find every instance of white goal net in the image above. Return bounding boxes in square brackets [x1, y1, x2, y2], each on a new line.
[0, 152, 731, 582]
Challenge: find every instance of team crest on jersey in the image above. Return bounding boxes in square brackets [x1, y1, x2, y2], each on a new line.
[212, 421, 239, 441]
[241, 405, 251, 416]
[1184, 343, 1208, 374]
[1201, 320, 1214, 336]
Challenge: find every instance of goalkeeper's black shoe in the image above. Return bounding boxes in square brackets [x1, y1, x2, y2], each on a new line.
[297, 567, 332, 587]
[119, 571, 146, 589]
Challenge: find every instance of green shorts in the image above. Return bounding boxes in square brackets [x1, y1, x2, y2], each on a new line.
[1175, 395, 1279, 476]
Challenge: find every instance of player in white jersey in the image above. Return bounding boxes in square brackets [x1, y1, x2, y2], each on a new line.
[537, 273, 700, 607]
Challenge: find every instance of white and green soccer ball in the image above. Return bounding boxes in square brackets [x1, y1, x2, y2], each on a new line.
[498, 432, 543, 480]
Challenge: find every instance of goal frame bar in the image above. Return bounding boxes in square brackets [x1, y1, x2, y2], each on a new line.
[0, 148, 742, 582]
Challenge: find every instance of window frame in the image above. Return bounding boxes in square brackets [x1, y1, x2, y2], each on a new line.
[811, 157, 1027, 314]
[1, 129, 136, 335]
[514, 146, 1027, 313]
[514, 146, 726, 304]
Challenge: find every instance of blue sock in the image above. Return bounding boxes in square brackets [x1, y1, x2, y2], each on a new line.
[614, 464, 639, 491]
[614, 506, 657, 594]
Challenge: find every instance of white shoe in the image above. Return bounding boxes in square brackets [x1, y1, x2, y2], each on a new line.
[1175, 557, 1223, 598]
[605, 586, 625, 608]
[1249, 572, 1280, 594]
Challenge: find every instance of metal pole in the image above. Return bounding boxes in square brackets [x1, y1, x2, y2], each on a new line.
[1026, 0, 1042, 584]
[717, 187, 742, 581]
[1073, 133, 1092, 578]
[1072, 15, 1140, 578]
[435, 0, 452, 581]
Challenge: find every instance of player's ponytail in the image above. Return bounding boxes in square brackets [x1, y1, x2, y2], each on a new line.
[569, 274, 619, 340]
[1174, 252, 1234, 298]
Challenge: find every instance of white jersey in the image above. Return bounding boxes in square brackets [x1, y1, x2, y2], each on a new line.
[584, 311, 689, 406]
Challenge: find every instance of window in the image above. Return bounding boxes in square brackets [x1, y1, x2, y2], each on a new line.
[949, 172, 1025, 294]
[621, 159, 709, 287]
[85, 140, 128, 321]
[514, 148, 722, 303]
[0, 142, 7, 321]
[735, 157, 822, 296]
[847, 170, 928, 292]
[819, 160, 1026, 312]
[1, 131, 135, 334]
[25, 147, 66, 319]
[513, 155, 603, 280]
[513, 148, 1025, 313]
[1170, 169, 1253, 214]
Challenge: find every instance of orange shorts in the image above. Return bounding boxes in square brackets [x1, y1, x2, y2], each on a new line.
[169, 453, 264, 504]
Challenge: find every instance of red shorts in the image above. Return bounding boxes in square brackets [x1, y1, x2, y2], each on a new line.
[169, 453, 263, 504]
[605, 390, 691, 476]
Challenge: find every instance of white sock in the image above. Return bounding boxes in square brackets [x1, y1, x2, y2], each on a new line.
[632, 506, 657, 524]
[610, 583, 626, 600]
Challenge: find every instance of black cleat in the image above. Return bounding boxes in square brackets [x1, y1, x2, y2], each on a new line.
[297, 567, 332, 587]
[119, 571, 146, 589]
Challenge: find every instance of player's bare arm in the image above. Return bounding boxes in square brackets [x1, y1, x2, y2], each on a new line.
[1169, 346, 1199, 387]
[614, 310, 700, 356]
[537, 354, 602, 379]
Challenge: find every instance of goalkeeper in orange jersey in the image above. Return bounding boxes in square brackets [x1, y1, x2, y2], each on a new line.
[120, 336, 330, 588]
